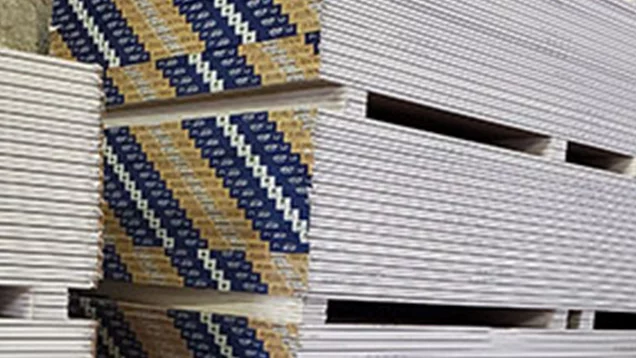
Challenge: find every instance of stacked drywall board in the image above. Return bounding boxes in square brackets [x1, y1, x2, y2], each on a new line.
[49, 0, 636, 357]
[0, 48, 102, 356]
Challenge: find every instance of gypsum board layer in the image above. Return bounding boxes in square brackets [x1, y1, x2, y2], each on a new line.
[0, 212, 100, 231]
[313, 142, 628, 203]
[98, 281, 303, 325]
[0, 47, 100, 78]
[311, 182, 631, 246]
[322, 17, 636, 139]
[0, 159, 100, 180]
[322, 6, 636, 119]
[0, 170, 99, 191]
[444, 0, 636, 75]
[0, 277, 97, 290]
[0, 127, 101, 153]
[414, 0, 636, 86]
[311, 186, 634, 249]
[0, 110, 101, 133]
[298, 352, 636, 358]
[0, 341, 94, 354]
[319, 56, 631, 155]
[308, 226, 636, 289]
[320, 50, 632, 155]
[307, 254, 636, 299]
[0, 190, 101, 207]
[308, 253, 631, 293]
[308, 246, 636, 304]
[307, 256, 633, 300]
[350, 0, 636, 92]
[312, 157, 632, 220]
[314, 117, 636, 218]
[326, 1, 636, 120]
[325, 1, 629, 105]
[0, 183, 100, 206]
[307, 260, 617, 299]
[0, 198, 100, 218]
[310, 196, 636, 267]
[306, 282, 633, 312]
[0, 80, 102, 112]
[307, 261, 636, 306]
[328, 2, 636, 100]
[309, 243, 636, 288]
[309, 210, 636, 276]
[0, 89, 101, 114]
[311, 169, 636, 244]
[0, 272, 97, 288]
[312, 162, 635, 238]
[0, 326, 94, 341]
[298, 331, 636, 357]
[0, 70, 103, 100]
[309, 238, 636, 291]
[0, 253, 99, 268]
[313, 157, 636, 240]
[321, 35, 635, 148]
[0, 226, 101, 244]
[0, 113, 101, 138]
[0, 99, 100, 126]
[0, 143, 100, 168]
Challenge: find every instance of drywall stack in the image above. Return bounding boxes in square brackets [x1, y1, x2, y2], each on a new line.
[0, 48, 102, 357]
[50, 0, 636, 356]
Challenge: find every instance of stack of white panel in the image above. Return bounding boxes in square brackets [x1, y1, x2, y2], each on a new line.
[0, 320, 96, 358]
[298, 326, 636, 357]
[311, 111, 636, 311]
[0, 48, 102, 288]
[320, 0, 636, 155]
[0, 48, 102, 357]
[303, 109, 636, 356]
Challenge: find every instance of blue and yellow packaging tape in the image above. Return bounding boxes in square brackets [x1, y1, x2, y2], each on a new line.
[102, 108, 315, 297]
[70, 293, 299, 358]
[50, 0, 321, 107]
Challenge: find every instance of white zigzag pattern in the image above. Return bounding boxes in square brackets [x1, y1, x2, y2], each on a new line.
[214, 0, 257, 43]
[67, 0, 120, 67]
[202, 314, 236, 358]
[189, 53, 225, 93]
[216, 115, 309, 244]
[104, 142, 232, 291]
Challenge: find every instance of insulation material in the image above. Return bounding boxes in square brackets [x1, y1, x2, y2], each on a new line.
[0, 0, 53, 54]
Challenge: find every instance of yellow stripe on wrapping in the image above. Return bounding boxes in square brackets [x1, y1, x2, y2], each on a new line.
[129, 125, 294, 295]
[249, 319, 297, 358]
[118, 306, 192, 358]
[240, 42, 289, 86]
[118, 1, 204, 59]
[108, 62, 175, 104]
[276, 35, 320, 80]
[130, 126, 234, 251]
[268, 110, 315, 176]
[103, 205, 184, 287]
[275, 0, 320, 34]
[107, 67, 144, 104]
[49, 31, 74, 61]
[285, 253, 309, 288]
[112, 0, 171, 60]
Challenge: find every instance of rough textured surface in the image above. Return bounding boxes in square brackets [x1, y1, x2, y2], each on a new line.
[0, 0, 52, 53]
